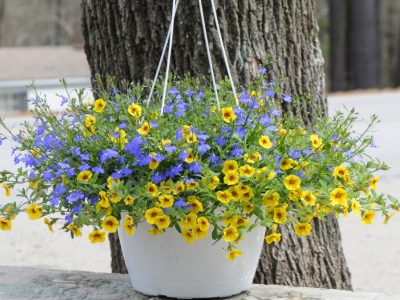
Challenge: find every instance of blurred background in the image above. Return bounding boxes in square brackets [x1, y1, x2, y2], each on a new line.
[0, 0, 399, 296]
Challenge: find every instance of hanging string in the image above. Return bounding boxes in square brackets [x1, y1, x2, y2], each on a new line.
[198, 0, 220, 111]
[160, 0, 178, 115]
[146, 0, 180, 108]
[210, 0, 239, 106]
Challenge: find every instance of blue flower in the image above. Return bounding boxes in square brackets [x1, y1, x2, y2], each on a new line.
[78, 163, 90, 171]
[151, 172, 166, 184]
[173, 198, 187, 208]
[164, 102, 174, 114]
[188, 162, 202, 173]
[289, 149, 302, 160]
[265, 89, 275, 97]
[164, 144, 177, 153]
[214, 136, 227, 146]
[198, 142, 211, 154]
[92, 165, 105, 174]
[168, 87, 180, 96]
[258, 66, 267, 74]
[175, 127, 183, 141]
[72, 204, 83, 214]
[303, 148, 314, 156]
[259, 114, 273, 126]
[236, 127, 246, 139]
[270, 109, 281, 117]
[231, 143, 244, 157]
[50, 195, 60, 207]
[178, 149, 189, 161]
[100, 148, 119, 163]
[282, 94, 293, 103]
[54, 183, 66, 195]
[60, 95, 68, 106]
[43, 169, 55, 181]
[126, 136, 144, 157]
[66, 190, 85, 204]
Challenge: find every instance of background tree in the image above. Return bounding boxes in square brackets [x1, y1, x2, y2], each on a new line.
[81, 0, 352, 289]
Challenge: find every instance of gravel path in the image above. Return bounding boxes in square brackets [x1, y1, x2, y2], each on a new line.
[0, 90, 399, 295]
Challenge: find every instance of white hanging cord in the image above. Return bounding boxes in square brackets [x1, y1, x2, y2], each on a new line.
[146, 0, 180, 108]
[210, 0, 239, 106]
[198, 0, 221, 111]
[160, 0, 178, 115]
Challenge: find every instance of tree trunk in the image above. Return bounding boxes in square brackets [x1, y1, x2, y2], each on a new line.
[81, 0, 352, 289]
[347, 0, 382, 89]
[329, 0, 347, 92]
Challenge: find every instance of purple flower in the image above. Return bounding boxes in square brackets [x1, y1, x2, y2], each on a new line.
[175, 128, 183, 141]
[259, 114, 273, 126]
[258, 66, 267, 74]
[265, 90, 275, 97]
[282, 94, 293, 103]
[72, 204, 83, 214]
[178, 149, 189, 161]
[164, 144, 177, 153]
[78, 163, 90, 171]
[54, 183, 66, 195]
[92, 165, 105, 174]
[164, 102, 174, 114]
[303, 148, 313, 156]
[66, 190, 85, 204]
[198, 143, 211, 154]
[231, 143, 244, 157]
[43, 169, 55, 181]
[100, 148, 119, 163]
[174, 198, 187, 208]
[50, 195, 60, 207]
[126, 136, 144, 157]
[236, 127, 246, 139]
[270, 109, 281, 117]
[151, 172, 166, 184]
[289, 149, 302, 160]
[188, 162, 202, 173]
[168, 87, 180, 96]
[214, 136, 227, 146]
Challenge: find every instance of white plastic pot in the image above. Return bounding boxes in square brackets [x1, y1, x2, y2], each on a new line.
[118, 213, 266, 299]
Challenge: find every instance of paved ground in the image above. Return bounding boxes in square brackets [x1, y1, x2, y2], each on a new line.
[0, 90, 399, 295]
[0, 266, 395, 300]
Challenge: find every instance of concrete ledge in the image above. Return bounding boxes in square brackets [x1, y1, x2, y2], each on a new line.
[0, 266, 396, 300]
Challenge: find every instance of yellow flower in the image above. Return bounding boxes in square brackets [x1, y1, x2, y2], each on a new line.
[102, 215, 119, 233]
[262, 191, 280, 208]
[68, 224, 82, 237]
[193, 225, 208, 239]
[369, 177, 379, 190]
[26, 203, 43, 220]
[267, 171, 276, 180]
[210, 105, 218, 113]
[222, 160, 238, 174]
[202, 176, 220, 190]
[127, 103, 142, 118]
[236, 184, 254, 202]
[278, 128, 287, 137]
[235, 216, 249, 227]
[243, 202, 254, 214]
[154, 215, 171, 229]
[223, 214, 238, 227]
[228, 186, 242, 201]
[273, 207, 287, 224]
[226, 249, 242, 261]
[124, 195, 135, 205]
[197, 217, 210, 232]
[361, 210, 375, 224]
[148, 153, 160, 170]
[333, 166, 349, 179]
[256, 167, 268, 179]
[216, 190, 232, 204]
[145, 207, 163, 225]
[89, 229, 106, 243]
[44, 218, 54, 233]
[0, 218, 12, 231]
[259, 135, 272, 149]
[301, 190, 316, 206]
[265, 233, 281, 244]
[244, 151, 261, 164]
[29, 180, 39, 189]
[93, 98, 106, 113]
[224, 170, 240, 185]
[186, 180, 199, 190]
[239, 164, 255, 177]
[283, 175, 301, 191]
[148, 228, 163, 236]
[221, 107, 237, 123]
[329, 188, 348, 206]
[110, 127, 128, 146]
[137, 121, 151, 135]
[1, 183, 11, 197]
[310, 134, 323, 150]
[180, 213, 197, 229]
[280, 158, 296, 170]
[98, 191, 110, 208]
[184, 148, 196, 164]
[77, 170, 93, 182]
[158, 194, 174, 208]
[123, 215, 135, 235]
[351, 199, 361, 215]
[181, 229, 195, 244]
[186, 132, 198, 144]
[187, 196, 203, 213]
[294, 223, 312, 236]
[109, 192, 121, 203]
[288, 188, 302, 201]
[146, 182, 159, 196]
[223, 226, 239, 242]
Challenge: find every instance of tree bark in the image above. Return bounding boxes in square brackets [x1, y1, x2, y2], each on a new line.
[329, 0, 347, 92]
[81, 0, 352, 289]
[347, 0, 382, 89]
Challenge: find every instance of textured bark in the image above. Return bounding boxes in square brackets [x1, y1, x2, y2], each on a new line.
[382, 0, 400, 87]
[347, 0, 382, 89]
[81, 0, 351, 289]
[329, 0, 347, 92]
